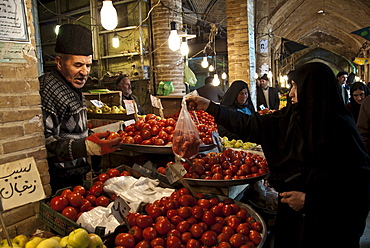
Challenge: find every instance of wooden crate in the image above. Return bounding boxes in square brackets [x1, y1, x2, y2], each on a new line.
[84, 91, 122, 107]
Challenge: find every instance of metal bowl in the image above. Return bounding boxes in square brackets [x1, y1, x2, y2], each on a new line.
[120, 143, 216, 154]
[184, 173, 269, 187]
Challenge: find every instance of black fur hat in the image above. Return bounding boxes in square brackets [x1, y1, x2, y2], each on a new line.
[55, 24, 93, 56]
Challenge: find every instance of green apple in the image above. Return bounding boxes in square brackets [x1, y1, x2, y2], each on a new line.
[35, 238, 61, 248]
[67, 229, 89, 248]
[12, 234, 28, 248]
[87, 234, 103, 248]
[25, 237, 44, 248]
[59, 236, 73, 248]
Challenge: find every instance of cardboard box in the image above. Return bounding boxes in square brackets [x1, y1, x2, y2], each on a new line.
[84, 91, 122, 107]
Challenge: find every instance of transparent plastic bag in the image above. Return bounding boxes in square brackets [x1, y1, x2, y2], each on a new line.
[172, 98, 201, 159]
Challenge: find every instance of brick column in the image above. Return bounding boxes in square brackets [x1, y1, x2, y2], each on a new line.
[226, 0, 257, 106]
[151, 0, 186, 95]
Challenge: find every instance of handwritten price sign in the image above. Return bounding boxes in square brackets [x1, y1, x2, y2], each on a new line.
[165, 162, 187, 184]
[0, 157, 45, 210]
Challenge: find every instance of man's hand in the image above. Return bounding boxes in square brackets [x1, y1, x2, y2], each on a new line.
[85, 132, 122, 156]
[280, 191, 306, 211]
[185, 96, 211, 111]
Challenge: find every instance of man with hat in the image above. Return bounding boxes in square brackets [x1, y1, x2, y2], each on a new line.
[39, 24, 122, 193]
[256, 74, 280, 111]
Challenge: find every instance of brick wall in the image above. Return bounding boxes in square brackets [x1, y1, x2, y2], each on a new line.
[150, 0, 186, 95]
[226, 0, 251, 85]
[0, 0, 50, 238]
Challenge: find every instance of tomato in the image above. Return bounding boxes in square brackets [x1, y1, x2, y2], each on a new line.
[186, 239, 201, 248]
[210, 205, 223, 217]
[165, 118, 176, 126]
[135, 240, 150, 248]
[150, 237, 165, 247]
[127, 212, 141, 227]
[166, 235, 182, 248]
[98, 173, 110, 182]
[178, 195, 197, 207]
[249, 230, 262, 245]
[222, 204, 235, 216]
[217, 241, 232, 248]
[202, 211, 216, 226]
[178, 206, 192, 219]
[107, 168, 121, 178]
[236, 223, 250, 235]
[215, 216, 227, 226]
[178, 188, 191, 196]
[170, 215, 185, 226]
[135, 120, 145, 130]
[222, 226, 235, 237]
[73, 185, 87, 196]
[201, 230, 217, 246]
[164, 125, 175, 134]
[79, 198, 92, 212]
[158, 130, 169, 141]
[209, 198, 219, 207]
[85, 194, 96, 206]
[95, 196, 110, 207]
[155, 218, 171, 235]
[106, 131, 120, 140]
[115, 233, 135, 248]
[89, 185, 103, 197]
[120, 170, 131, 176]
[150, 125, 160, 136]
[229, 233, 247, 248]
[129, 226, 143, 242]
[217, 233, 230, 243]
[50, 196, 68, 212]
[133, 134, 143, 144]
[176, 220, 191, 233]
[167, 229, 181, 238]
[140, 129, 151, 140]
[66, 192, 83, 208]
[61, 206, 78, 222]
[157, 167, 166, 175]
[190, 224, 204, 238]
[142, 226, 157, 240]
[60, 188, 72, 198]
[141, 139, 153, 145]
[154, 138, 165, 146]
[191, 205, 204, 219]
[147, 205, 163, 219]
[251, 221, 262, 232]
[136, 215, 153, 228]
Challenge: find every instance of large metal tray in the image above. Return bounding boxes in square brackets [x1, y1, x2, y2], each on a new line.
[204, 194, 267, 248]
[184, 173, 269, 187]
[120, 143, 216, 154]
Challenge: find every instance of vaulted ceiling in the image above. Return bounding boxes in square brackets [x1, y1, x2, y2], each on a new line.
[182, 0, 370, 74]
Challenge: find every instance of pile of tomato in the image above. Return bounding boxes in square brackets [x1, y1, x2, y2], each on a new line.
[114, 113, 217, 146]
[49, 168, 131, 222]
[115, 188, 263, 248]
[157, 149, 269, 180]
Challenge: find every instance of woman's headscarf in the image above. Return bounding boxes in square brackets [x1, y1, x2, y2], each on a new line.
[220, 80, 255, 113]
[349, 81, 370, 103]
[288, 62, 369, 168]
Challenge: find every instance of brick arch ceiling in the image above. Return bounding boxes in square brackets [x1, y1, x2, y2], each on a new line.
[267, 0, 370, 62]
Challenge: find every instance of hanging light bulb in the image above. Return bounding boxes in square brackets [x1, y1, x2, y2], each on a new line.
[209, 64, 215, 72]
[100, 0, 118, 31]
[254, 73, 259, 79]
[180, 37, 189, 56]
[201, 56, 209, 68]
[55, 25, 60, 35]
[112, 33, 119, 48]
[213, 73, 220, 86]
[168, 22, 180, 51]
[221, 72, 227, 80]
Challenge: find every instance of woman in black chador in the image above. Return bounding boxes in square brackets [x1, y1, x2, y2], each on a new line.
[218, 80, 255, 140]
[187, 62, 370, 248]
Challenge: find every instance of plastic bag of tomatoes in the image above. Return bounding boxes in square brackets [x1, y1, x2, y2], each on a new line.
[172, 99, 201, 159]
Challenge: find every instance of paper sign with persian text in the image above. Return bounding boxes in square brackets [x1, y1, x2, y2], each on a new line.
[165, 162, 187, 184]
[123, 100, 136, 115]
[0, 0, 30, 42]
[150, 95, 163, 109]
[0, 157, 45, 210]
[112, 196, 131, 224]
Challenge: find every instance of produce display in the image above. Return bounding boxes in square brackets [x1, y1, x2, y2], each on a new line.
[0, 230, 104, 248]
[48, 169, 131, 221]
[221, 136, 258, 149]
[113, 113, 217, 146]
[114, 188, 264, 248]
[157, 149, 269, 181]
[87, 105, 127, 114]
